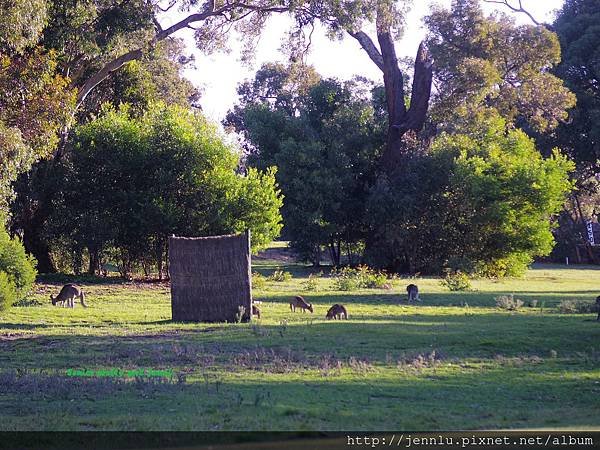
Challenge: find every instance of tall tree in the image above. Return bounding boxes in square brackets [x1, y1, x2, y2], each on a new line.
[425, 0, 575, 134]
[50, 103, 283, 276]
[0, 0, 75, 213]
[552, 0, 600, 175]
[227, 64, 384, 265]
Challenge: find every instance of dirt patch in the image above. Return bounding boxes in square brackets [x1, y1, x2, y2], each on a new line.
[254, 246, 297, 262]
[125, 328, 219, 339]
[0, 332, 37, 341]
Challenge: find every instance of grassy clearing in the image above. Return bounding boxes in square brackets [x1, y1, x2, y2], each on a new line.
[0, 250, 599, 431]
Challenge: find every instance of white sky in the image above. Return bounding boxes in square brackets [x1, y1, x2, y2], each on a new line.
[161, 0, 565, 122]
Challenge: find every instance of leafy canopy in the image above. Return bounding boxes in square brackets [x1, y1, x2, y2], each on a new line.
[50, 102, 282, 273]
[366, 113, 575, 276]
[426, 0, 575, 133]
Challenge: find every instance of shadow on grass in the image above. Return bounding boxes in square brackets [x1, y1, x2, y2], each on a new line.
[0, 346, 599, 432]
[2, 311, 599, 371]
[254, 290, 600, 308]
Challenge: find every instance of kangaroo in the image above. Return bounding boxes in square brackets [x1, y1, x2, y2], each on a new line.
[51, 284, 87, 308]
[596, 296, 600, 321]
[326, 304, 348, 320]
[407, 284, 420, 302]
[289, 295, 313, 313]
[252, 304, 261, 319]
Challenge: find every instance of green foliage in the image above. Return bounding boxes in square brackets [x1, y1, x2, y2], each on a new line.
[268, 268, 292, 282]
[301, 273, 321, 291]
[495, 294, 524, 311]
[425, 0, 575, 133]
[251, 272, 268, 290]
[0, 0, 48, 53]
[440, 271, 472, 292]
[81, 41, 200, 119]
[0, 49, 75, 210]
[227, 64, 384, 265]
[366, 114, 574, 276]
[0, 272, 16, 311]
[332, 265, 388, 291]
[49, 103, 282, 274]
[0, 224, 37, 310]
[552, 0, 600, 173]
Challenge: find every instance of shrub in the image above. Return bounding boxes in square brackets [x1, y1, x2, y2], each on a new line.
[252, 272, 267, 290]
[332, 271, 359, 291]
[332, 265, 389, 291]
[301, 273, 320, 291]
[268, 268, 292, 282]
[355, 265, 388, 288]
[440, 271, 472, 291]
[0, 225, 37, 311]
[0, 272, 16, 311]
[557, 299, 597, 314]
[495, 294, 524, 311]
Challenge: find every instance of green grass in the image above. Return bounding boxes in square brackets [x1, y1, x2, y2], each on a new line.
[1, 253, 599, 431]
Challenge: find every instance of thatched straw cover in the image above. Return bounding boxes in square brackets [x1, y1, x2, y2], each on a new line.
[169, 232, 252, 322]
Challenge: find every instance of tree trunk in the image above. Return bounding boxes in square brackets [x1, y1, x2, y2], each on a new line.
[22, 229, 55, 273]
[349, 26, 433, 170]
[328, 240, 341, 266]
[156, 243, 164, 281]
[311, 245, 321, 267]
[88, 248, 100, 275]
[573, 194, 599, 264]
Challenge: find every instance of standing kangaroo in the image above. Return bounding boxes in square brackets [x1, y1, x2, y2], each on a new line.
[407, 284, 420, 302]
[326, 304, 348, 320]
[596, 296, 600, 321]
[51, 284, 87, 308]
[289, 295, 313, 313]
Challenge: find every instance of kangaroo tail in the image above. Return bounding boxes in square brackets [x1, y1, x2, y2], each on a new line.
[80, 291, 88, 307]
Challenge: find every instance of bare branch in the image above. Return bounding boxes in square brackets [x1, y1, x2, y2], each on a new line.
[483, 0, 542, 26]
[155, 0, 177, 13]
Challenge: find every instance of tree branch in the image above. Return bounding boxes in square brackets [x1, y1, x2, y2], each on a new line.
[348, 31, 384, 71]
[75, 1, 288, 108]
[482, 0, 542, 26]
[403, 42, 433, 133]
[377, 30, 407, 127]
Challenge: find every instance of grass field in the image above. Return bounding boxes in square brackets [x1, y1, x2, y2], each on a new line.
[1, 247, 599, 431]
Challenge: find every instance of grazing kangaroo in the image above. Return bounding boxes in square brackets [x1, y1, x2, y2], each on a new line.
[252, 304, 261, 319]
[289, 295, 313, 313]
[51, 284, 87, 308]
[407, 284, 420, 302]
[326, 304, 348, 320]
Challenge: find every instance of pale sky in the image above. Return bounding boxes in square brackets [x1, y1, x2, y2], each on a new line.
[160, 0, 565, 122]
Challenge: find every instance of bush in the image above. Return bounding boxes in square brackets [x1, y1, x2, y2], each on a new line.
[332, 265, 389, 291]
[495, 294, 524, 311]
[0, 272, 16, 311]
[268, 268, 292, 282]
[557, 299, 597, 314]
[440, 271, 472, 291]
[301, 273, 321, 291]
[252, 272, 267, 290]
[0, 225, 37, 311]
